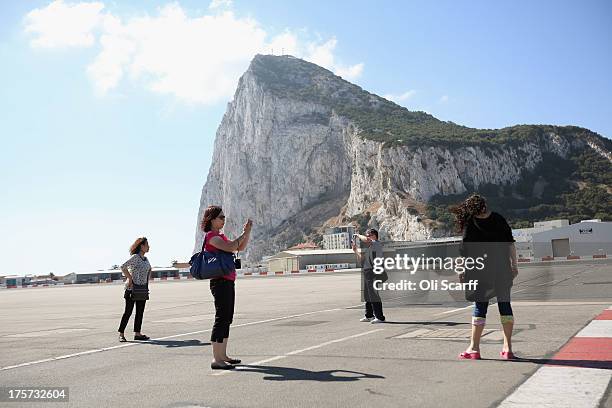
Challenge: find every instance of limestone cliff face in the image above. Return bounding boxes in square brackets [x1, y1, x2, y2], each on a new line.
[195, 59, 353, 259]
[345, 134, 594, 241]
[196, 55, 612, 261]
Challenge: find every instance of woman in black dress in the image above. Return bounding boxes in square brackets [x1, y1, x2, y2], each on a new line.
[451, 194, 519, 360]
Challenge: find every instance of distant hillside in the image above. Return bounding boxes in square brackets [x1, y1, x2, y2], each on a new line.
[250, 55, 612, 149]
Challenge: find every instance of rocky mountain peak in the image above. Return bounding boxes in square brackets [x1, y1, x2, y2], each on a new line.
[195, 55, 611, 263]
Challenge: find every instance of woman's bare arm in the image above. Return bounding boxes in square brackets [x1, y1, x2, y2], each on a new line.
[121, 267, 132, 286]
[510, 243, 518, 264]
[509, 243, 518, 277]
[237, 219, 252, 251]
[207, 219, 253, 253]
[208, 236, 240, 252]
[237, 232, 250, 252]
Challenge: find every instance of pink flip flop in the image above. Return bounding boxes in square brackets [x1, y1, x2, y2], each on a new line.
[459, 351, 481, 360]
[500, 351, 516, 360]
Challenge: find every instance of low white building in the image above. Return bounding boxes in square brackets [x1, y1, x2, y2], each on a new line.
[532, 220, 612, 258]
[267, 249, 356, 273]
[2, 275, 31, 288]
[512, 219, 569, 258]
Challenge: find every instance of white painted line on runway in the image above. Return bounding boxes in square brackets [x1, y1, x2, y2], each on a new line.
[433, 286, 545, 317]
[575, 320, 612, 338]
[434, 305, 472, 316]
[4, 328, 91, 338]
[212, 328, 384, 376]
[498, 366, 611, 408]
[0, 307, 346, 372]
[154, 307, 345, 341]
[0, 345, 136, 371]
[512, 287, 531, 294]
[152, 314, 222, 323]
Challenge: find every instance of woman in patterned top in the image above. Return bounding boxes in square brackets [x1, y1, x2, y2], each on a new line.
[118, 237, 152, 342]
[201, 205, 252, 370]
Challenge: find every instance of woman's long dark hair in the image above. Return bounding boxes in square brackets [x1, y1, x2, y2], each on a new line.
[201, 205, 223, 232]
[129, 237, 148, 255]
[449, 194, 487, 232]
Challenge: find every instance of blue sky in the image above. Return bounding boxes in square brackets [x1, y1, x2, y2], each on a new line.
[1, 0, 611, 276]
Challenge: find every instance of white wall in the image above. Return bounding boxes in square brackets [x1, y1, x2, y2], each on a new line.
[532, 222, 612, 257]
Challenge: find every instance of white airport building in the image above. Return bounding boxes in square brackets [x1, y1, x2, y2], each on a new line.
[267, 249, 357, 274]
[512, 219, 570, 258]
[532, 220, 612, 258]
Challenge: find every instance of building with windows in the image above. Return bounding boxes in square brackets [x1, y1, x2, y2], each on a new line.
[323, 225, 356, 250]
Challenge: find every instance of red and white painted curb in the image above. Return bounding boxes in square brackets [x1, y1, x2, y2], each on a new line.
[499, 306, 612, 407]
[236, 268, 358, 277]
[151, 268, 349, 280]
[518, 254, 608, 262]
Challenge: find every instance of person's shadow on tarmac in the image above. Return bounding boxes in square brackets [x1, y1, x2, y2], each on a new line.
[140, 339, 210, 348]
[235, 365, 385, 382]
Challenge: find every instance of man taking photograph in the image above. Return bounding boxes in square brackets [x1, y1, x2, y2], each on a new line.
[352, 228, 386, 323]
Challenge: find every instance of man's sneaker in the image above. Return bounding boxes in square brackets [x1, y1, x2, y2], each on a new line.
[360, 317, 373, 322]
[371, 318, 385, 324]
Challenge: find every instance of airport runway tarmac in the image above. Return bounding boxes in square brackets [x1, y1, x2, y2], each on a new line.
[1, 261, 611, 407]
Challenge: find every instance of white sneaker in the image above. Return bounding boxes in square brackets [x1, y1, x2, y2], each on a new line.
[371, 318, 385, 324]
[360, 317, 373, 322]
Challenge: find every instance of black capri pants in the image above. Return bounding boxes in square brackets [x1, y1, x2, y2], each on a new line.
[118, 290, 146, 333]
[210, 278, 235, 343]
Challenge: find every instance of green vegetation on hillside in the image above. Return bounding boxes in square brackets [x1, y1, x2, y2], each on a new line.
[426, 148, 612, 230]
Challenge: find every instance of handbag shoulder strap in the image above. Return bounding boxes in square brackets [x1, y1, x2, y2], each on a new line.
[201, 233, 208, 252]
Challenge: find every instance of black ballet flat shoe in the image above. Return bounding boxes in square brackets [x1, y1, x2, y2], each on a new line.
[225, 358, 241, 365]
[134, 334, 150, 341]
[211, 362, 235, 370]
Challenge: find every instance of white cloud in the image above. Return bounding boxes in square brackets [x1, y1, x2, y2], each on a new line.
[335, 63, 364, 81]
[306, 37, 363, 81]
[267, 31, 299, 55]
[440, 95, 449, 103]
[23, 1, 364, 105]
[307, 38, 336, 68]
[209, 0, 233, 9]
[24, 0, 106, 48]
[383, 89, 417, 103]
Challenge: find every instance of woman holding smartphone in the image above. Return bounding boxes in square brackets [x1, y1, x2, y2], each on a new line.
[200, 205, 252, 370]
